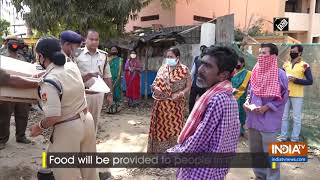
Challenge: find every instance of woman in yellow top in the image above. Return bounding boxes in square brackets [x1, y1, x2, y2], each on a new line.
[147, 47, 192, 153]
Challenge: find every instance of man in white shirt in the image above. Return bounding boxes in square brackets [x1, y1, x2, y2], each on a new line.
[74, 29, 113, 130]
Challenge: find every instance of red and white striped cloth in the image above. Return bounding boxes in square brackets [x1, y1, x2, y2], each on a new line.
[177, 80, 233, 144]
[250, 55, 282, 99]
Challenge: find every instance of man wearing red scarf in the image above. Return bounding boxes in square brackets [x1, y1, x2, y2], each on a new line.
[244, 43, 289, 180]
[167, 46, 240, 179]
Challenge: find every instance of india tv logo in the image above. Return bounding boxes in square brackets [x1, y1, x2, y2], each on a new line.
[268, 142, 308, 162]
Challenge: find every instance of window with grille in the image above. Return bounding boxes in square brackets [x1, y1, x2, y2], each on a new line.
[141, 15, 159, 22]
[193, 15, 212, 22]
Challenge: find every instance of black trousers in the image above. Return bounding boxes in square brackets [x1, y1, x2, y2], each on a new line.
[0, 102, 30, 144]
[189, 86, 207, 113]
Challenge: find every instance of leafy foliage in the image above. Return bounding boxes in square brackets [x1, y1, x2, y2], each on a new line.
[12, 0, 178, 39]
[0, 19, 10, 40]
[234, 18, 277, 42]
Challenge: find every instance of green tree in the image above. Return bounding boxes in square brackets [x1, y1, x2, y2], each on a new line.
[0, 19, 10, 41]
[12, 0, 178, 39]
[234, 18, 277, 42]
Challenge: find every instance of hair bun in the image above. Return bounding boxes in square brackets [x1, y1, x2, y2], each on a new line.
[51, 51, 66, 66]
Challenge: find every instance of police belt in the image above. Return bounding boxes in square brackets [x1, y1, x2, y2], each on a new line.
[50, 108, 88, 143]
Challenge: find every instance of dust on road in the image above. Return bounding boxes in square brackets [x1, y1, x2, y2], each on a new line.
[0, 102, 319, 180]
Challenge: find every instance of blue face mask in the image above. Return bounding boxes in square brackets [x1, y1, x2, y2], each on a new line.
[166, 58, 177, 66]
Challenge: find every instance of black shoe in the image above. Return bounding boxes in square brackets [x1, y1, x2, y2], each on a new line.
[16, 136, 31, 144]
[240, 132, 245, 137]
[277, 137, 289, 142]
[0, 143, 5, 150]
[99, 171, 112, 180]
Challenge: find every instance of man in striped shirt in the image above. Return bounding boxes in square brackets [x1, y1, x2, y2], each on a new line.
[168, 46, 240, 180]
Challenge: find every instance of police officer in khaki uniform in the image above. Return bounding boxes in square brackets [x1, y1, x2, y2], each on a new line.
[74, 29, 113, 130]
[60, 30, 83, 63]
[0, 39, 32, 150]
[0, 35, 18, 55]
[3, 39, 26, 61]
[0, 69, 39, 150]
[0, 69, 38, 150]
[59, 30, 85, 79]
[30, 37, 98, 180]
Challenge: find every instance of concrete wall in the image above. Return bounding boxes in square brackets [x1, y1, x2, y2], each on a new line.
[125, 0, 175, 32]
[313, 14, 320, 36]
[228, 0, 285, 32]
[285, 12, 310, 31]
[126, 0, 320, 43]
[126, 0, 286, 33]
[174, 0, 220, 26]
[175, 0, 285, 32]
[296, 32, 309, 42]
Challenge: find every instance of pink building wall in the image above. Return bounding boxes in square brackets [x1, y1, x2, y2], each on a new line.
[174, 0, 285, 32]
[229, 0, 285, 32]
[126, 0, 285, 33]
[125, 0, 175, 32]
[174, 0, 219, 25]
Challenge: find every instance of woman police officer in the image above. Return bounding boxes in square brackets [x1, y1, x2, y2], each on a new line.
[30, 37, 98, 180]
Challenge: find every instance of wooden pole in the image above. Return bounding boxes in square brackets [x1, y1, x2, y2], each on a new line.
[144, 45, 149, 101]
[178, 17, 217, 35]
[245, 0, 249, 30]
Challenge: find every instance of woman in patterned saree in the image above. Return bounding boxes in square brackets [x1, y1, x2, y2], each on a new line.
[147, 47, 192, 153]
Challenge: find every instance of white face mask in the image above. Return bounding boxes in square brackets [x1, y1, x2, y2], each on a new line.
[70, 47, 77, 58]
[166, 58, 177, 66]
[130, 54, 137, 59]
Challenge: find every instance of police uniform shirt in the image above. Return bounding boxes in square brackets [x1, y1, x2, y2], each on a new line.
[40, 63, 87, 121]
[60, 30, 83, 63]
[3, 51, 27, 62]
[74, 47, 112, 85]
[0, 69, 10, 86]
[62, 50, 84, 81]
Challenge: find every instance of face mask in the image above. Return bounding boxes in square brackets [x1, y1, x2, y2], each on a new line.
[8, 43, 18, 52]
[38, 55, 46, 69]
[70, 49, 76, 58]
[130, 54, 137, 59]
[166, 58, 177, 66]
[110, 52, 118, 56]
[290, 52, 299, 60]
[236, 65, 242, 70]
[40, 61, 46, 69]
[70, 46, 79, 58]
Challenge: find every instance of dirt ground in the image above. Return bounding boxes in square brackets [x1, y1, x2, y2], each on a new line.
[0, 102, 320, 180]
